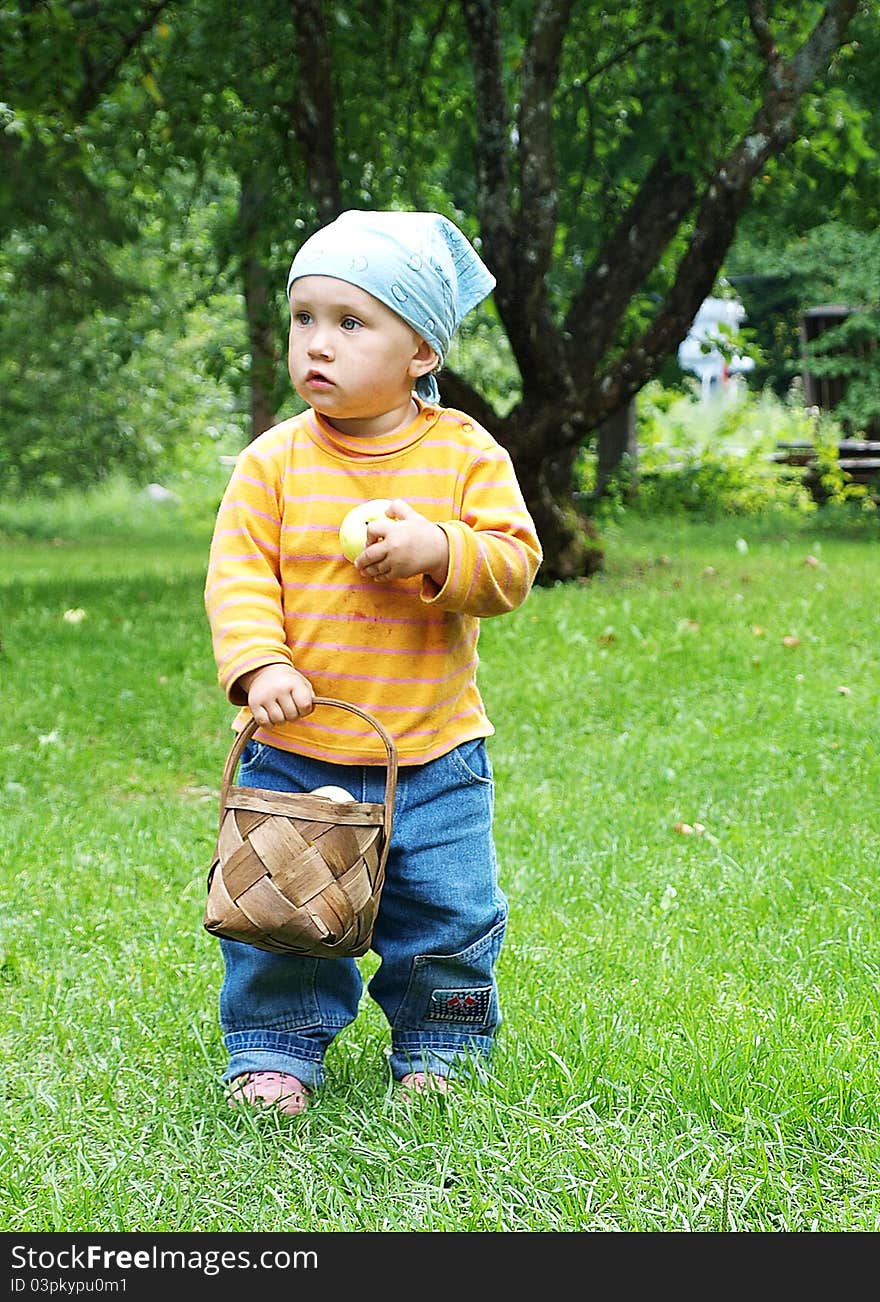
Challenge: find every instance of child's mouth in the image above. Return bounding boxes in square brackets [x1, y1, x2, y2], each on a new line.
[306, 370, 333, 389]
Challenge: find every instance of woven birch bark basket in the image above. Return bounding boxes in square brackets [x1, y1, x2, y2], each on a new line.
[204, 697, 398, 959]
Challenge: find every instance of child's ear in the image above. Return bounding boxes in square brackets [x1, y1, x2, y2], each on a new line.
[409, 338, 439, 379]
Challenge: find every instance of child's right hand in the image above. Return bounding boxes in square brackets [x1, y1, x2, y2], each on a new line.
[240, 664, 315, 725]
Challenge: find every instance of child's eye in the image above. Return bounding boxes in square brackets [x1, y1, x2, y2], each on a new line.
[294, 310, 312, 326]
[340, 316, 361, 331]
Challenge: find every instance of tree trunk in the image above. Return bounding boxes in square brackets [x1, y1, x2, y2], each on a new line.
[243, 252, 278, 440]
[504, 415, 604, 583]
[594, 400, 638, 500]
[439, 372, 602, 582]
[524, 471, 603, 584]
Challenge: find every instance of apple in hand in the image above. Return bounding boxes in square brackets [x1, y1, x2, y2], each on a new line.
[338, 498, 393, 563]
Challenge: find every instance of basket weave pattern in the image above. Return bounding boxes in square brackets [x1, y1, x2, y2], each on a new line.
[204, 697, 398, 959]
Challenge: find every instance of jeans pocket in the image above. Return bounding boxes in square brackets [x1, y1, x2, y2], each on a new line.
[390, 917, 506, 1032]
[447, 738, 494, 786]
[241, 739, 267, 769]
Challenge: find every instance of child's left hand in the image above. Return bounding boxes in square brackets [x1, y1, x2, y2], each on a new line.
[355, 498, 449, 587]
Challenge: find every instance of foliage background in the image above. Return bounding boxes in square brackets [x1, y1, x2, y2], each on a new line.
[1, 1, 878, 503]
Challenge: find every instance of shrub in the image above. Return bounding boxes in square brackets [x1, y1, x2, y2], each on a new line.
[578, 381, 877, 525]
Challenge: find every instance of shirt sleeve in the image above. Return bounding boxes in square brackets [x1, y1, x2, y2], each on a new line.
[204, 444, 293, 705]
[420, 443, 543, 615]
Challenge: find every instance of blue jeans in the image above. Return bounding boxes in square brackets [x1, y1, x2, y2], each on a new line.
[218, 737, 508, 1088]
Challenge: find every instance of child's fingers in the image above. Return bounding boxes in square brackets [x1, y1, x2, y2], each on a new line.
[290, 679, 315, 716]
[384, 498, 418, 521]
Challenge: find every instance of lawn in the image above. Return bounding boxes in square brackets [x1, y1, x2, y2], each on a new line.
[1, 494, 879, 1232]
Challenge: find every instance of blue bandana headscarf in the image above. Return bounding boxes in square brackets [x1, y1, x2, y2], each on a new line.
[286, 210, 496, 404]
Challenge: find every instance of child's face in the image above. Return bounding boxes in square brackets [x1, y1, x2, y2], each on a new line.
[287, 276, 437, 431]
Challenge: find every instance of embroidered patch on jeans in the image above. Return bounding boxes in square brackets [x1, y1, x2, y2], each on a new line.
[425, 987, 491, 1025]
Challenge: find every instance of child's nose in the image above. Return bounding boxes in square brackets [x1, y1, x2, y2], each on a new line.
[308, 328, 334, 358]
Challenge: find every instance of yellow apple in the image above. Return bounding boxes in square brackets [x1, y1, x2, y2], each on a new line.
[338, 498, 393, 563]
[310, 785, 356, 802]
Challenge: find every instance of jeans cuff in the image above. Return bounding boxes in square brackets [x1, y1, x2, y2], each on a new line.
[388, 1034, 494, 1082]
[223, 1036, 325, 1090]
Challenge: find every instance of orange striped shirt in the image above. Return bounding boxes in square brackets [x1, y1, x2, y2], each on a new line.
[205, 400, 542, 765]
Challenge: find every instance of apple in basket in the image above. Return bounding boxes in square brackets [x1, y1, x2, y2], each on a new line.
[338, 499, 393, 563]
[310, 785, 356, 802]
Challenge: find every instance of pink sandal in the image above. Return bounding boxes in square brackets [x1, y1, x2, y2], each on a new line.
[227, 1071, 311, 1116]
[400, 1071, 450, 1097]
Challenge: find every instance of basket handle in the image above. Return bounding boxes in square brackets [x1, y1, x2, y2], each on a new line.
[218, 696, 399, 849]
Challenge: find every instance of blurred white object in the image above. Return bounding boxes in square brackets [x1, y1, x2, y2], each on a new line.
[678, 296, 755, 400]
[144, 482, 179, 502]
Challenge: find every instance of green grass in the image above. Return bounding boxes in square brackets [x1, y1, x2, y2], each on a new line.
[1, 494, 879, 1231]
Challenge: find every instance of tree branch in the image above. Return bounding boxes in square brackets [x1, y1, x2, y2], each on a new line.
[287, 0, 342, 223]
[515, 0, 576, 281]
[458, 0, 514, 275]
[593, 0, 860, 423]
[434, 366, 502, 431]
[563, 152, 697, 375]
[461, 0, 575, 397]
[73, 1, 172, 119]
[747, 0, 783, 86]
